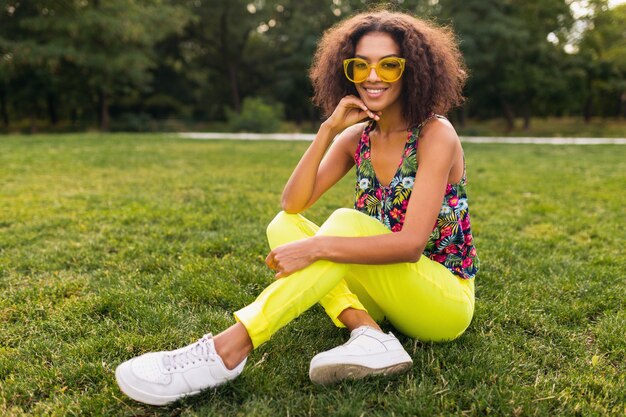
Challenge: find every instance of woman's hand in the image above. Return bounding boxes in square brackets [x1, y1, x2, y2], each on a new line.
[324, 95, 380, 133]
[265, 238, 321, 279]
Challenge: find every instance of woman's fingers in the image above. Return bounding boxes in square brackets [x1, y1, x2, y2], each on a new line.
[266, 251, 286, 278]
[265, 239, 316, 279]
[353, 102, 378, 121]
[326, 95, 380, 131]
[341, 96, 379, 121]
[265, 252, 277, 270]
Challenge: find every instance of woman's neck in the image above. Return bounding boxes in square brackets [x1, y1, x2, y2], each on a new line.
[373, 105, 408, 138]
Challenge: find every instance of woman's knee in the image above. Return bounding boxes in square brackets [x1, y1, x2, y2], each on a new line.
[266, 211, 318, 249]
[317, 209, 360, 237]
[266, 211, 292, 235]
[318, 208, 384, 237]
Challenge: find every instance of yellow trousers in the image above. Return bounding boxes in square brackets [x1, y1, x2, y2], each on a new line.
[234, 209, 475, 348]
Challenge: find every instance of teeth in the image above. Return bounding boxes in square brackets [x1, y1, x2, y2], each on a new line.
[366, 88, 384, 93]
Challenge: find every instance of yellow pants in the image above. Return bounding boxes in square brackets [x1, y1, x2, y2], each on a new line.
[234, 208, 475, 348]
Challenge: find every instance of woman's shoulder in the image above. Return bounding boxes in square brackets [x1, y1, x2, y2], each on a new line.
[416, 117, 462, 168]
[418, 116, 460, 148]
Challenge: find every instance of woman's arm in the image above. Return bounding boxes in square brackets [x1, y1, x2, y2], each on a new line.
[281, 123, 359, 213]
[267, 119, 461, 278]
[281, 95, 381, 213]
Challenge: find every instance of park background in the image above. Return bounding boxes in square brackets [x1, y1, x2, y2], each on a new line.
[0, 0, 625, 136]
[1, 1, 625, 417]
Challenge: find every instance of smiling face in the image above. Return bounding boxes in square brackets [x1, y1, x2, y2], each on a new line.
[353, 32, 404, 114]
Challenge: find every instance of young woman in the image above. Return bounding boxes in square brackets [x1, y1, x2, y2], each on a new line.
[116, 9, 478, 406]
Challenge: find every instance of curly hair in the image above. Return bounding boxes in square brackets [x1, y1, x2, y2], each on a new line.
[310, 9, 467, 128]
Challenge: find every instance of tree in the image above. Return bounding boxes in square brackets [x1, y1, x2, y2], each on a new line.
[3, 0, 619, 131]
[178, 0, 282, 115]
[577, 1, 626, 119]
[0, 1, 48, 130]
[0, 0, 190, 130]
[436, 0, 575, 130]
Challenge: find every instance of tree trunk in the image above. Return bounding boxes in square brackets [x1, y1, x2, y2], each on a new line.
[47, 93, 58, 125]
[98, 89, 110, 131]
[310, 105, 319, 131]
[457, 105, 466, 127]
[583, 95, 592, 123]
[0, 88, 8, 127]
[228, 62, 241, 113]
[218, 3, 249, 113]
[583, 74, 593, 123]
[523, 106, 531, 131]
[29, 112, 38, 134]
[500, 98, 515, 132]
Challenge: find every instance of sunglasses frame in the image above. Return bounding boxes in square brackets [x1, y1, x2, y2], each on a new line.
[343, 57, 406, 83]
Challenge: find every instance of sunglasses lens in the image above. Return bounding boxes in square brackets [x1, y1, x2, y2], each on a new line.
[344, 58, 404, 83]
[377, 58, 403, 82]
[346, 59, 369, 83]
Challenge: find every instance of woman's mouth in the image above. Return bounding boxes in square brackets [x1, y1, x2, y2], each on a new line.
[363, 87, 387, 98]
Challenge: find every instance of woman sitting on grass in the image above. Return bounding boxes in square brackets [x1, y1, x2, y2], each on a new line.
[115, 8, 479, 406]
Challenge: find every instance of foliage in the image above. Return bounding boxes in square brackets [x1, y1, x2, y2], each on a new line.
[0, 0, 624, 131]
[0, 135, 625, 415]
[434, 0, 576, 129]
[226, 96, 285, 132]
[578, 2, 626, 119]
[0, 0, 191, 130]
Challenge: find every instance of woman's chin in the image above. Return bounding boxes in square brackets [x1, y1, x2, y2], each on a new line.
[360, 101, 383, 113]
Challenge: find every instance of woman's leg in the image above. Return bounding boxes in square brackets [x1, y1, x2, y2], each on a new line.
[300, 209, 475, 384]
[216, 211, 378, 368]
[306, 208, 476, 340]
[233, 211, 373, 348]
[115, 212, 342, 405]
[116, 209, 474, 403]
[230, 209, 415, 385]
[235, 208, 474, 348]
[344, 259, 474, 341]
[264, 212, 381, 330]
[263, 211, 383, 330]
[313, 210, 475, 342]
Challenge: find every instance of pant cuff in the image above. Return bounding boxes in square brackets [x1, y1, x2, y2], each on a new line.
[233, 302, 272, 349]
[322, 293, 368, 328]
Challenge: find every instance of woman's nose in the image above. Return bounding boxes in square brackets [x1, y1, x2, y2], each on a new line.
[367, 66, 380, 82]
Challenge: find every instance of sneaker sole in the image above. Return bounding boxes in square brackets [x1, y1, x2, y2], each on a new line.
[115, 363, 200, 406]
[309, 360, 412, 385]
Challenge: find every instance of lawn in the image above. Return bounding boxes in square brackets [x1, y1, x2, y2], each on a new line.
[455, 116, 626, 138]
[0, 134, 624, 416]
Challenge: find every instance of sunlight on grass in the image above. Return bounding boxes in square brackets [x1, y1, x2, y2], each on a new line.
[0, 134, 624, 416]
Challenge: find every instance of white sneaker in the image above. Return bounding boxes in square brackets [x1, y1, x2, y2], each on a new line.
[309, 326, 412, 385]
[115, 334, 246, 406]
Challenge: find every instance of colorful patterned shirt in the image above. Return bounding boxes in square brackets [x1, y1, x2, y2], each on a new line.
[353, 118, 479, 280]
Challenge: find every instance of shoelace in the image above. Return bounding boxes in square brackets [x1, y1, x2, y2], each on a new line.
[164, 334, 218, 371]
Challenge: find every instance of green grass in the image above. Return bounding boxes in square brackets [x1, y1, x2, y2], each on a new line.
[4, 115, 625, 138]
[456, 117, 626, 138]
[0, 133, 624, 416]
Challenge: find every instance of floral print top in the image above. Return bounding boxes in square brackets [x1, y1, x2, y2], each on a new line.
[353, 117, 479, 280]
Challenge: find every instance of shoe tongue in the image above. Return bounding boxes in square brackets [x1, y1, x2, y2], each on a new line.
[163, 334, 215, 368]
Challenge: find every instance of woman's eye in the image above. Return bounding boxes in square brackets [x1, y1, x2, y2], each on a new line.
[382, 61, 399, 69]
[354, 62, 368, 69]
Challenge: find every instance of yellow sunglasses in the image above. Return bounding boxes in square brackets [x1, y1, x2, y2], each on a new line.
[343, 57, 406, 83]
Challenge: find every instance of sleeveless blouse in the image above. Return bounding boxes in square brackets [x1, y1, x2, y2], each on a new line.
[353, 118, 479, 280]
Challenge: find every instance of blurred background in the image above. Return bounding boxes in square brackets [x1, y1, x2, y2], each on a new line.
[0, 0, 624, 136]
